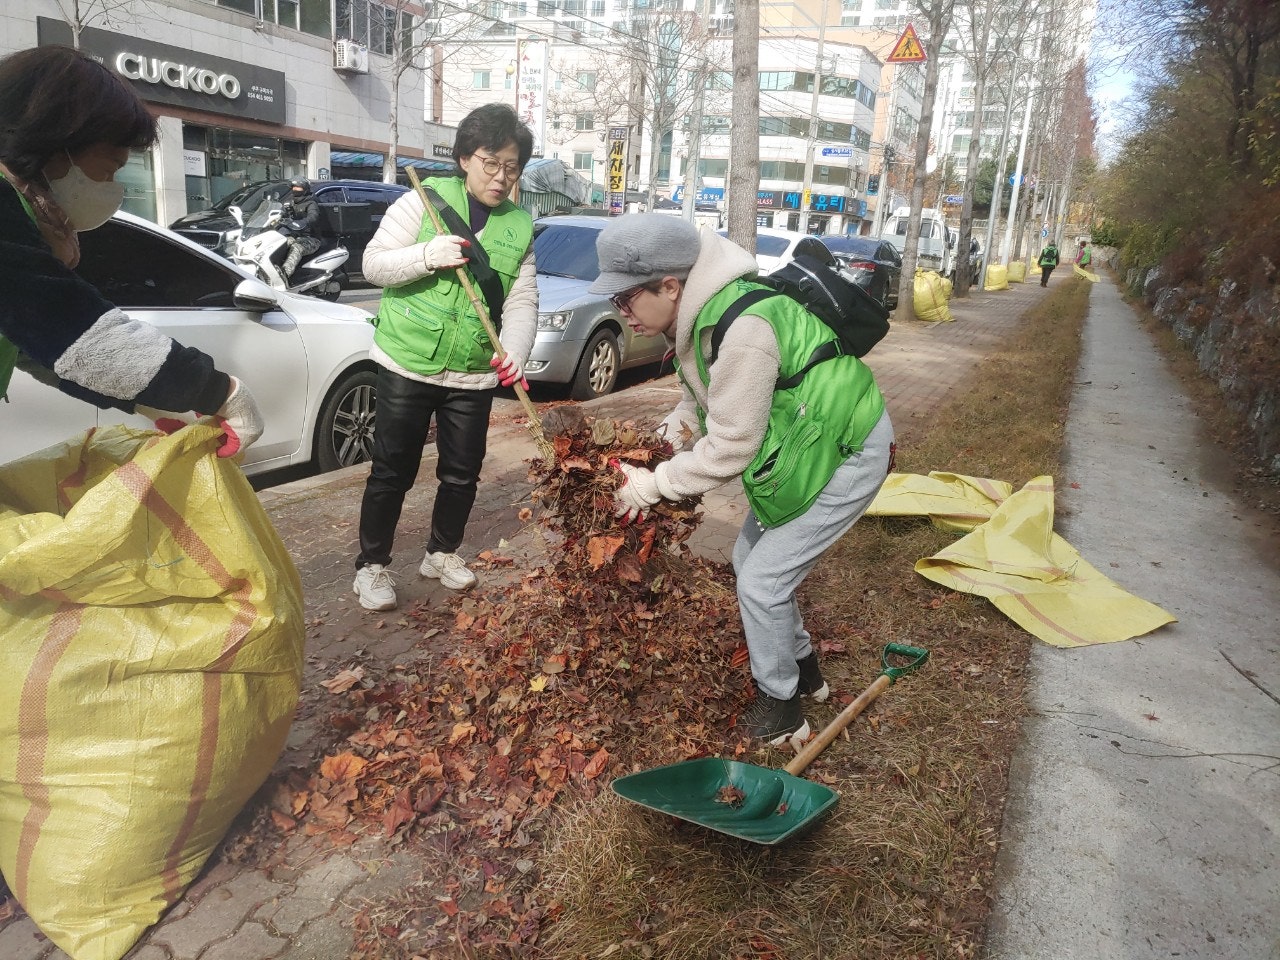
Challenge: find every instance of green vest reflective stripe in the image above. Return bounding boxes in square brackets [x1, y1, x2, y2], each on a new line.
[0, 174, 36, 399]
[678, 278, 886, 527]
[373, 176, 532, 377]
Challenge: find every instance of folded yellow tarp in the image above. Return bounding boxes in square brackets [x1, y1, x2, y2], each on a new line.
[867, 472, 1176, 647]
[0, 424, 304, 960]
[1073, 263, 1100, 282]
[914, 269, 954, 322]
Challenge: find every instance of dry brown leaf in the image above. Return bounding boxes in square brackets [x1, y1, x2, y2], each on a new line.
[320, 666, 364, 694]
[587, 534, 625, 570]
[582, 748, 610, 780]
[320, 752, 368, 782]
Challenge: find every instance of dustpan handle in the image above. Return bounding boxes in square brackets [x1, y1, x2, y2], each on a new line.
[783, 643, 929, 777]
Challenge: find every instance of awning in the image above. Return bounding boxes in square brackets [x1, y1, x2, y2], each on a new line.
[330, 151, 454, 172]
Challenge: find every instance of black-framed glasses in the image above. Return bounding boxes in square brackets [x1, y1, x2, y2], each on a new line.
[609, 284, 650, 314]
[473, 153, 521, 180]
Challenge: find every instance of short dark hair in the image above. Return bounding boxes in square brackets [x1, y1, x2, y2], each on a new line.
[452, 103, 534, 173]
[0, 46, 157, 181]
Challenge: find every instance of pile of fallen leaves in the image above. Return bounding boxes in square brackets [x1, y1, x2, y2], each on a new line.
[271, 414, 830, 955]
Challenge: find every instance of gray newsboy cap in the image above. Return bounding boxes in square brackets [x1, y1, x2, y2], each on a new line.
[589, 214, 701, 296]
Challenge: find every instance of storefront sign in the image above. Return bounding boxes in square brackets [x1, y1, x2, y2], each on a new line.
[182, 150, 207, 177]
[608, 126, 627, 215]
[515, 38, 548, 157]
[671, 186, 725, 204]
[37, 17, 286, 125]
[432, 144, 454, 159]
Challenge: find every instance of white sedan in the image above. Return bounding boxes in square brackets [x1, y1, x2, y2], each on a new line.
[1, 212, 378, 477]
[717, 227, 837, 274]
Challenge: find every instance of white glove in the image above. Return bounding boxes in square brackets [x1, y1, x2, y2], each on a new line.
[490, 352, 527, 389]
[422, 234, 470, 272]
[657, 411, 699, 451]
[211, 377, 264, 458]
[611, 460, 662, 524]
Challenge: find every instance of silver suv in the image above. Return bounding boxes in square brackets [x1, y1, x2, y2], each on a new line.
[525, 215, 669, 400]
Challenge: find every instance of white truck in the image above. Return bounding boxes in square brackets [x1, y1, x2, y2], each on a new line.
[881, 206, 956, 278]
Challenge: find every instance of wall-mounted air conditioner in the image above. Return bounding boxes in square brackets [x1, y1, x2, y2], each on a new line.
[333, 39, 369, 74]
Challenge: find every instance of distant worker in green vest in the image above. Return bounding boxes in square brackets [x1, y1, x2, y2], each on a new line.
[1037, 240, 1060, 287]
[595, 214, 895, 746]
[351, 104, 537, 612]
[1075, 239, 1092, 268]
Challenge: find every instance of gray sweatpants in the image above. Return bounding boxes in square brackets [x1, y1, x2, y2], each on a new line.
[731, 410, 894, 700]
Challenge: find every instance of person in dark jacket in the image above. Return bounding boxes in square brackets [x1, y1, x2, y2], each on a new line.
[1037, 241, 1060, 287]
[0, 45, 262, 456]
[280, 177, 322, 281]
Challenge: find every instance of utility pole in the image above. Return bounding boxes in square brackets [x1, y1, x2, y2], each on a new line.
[798, 0, 829, 235]
[1001, 64, 1035, 262]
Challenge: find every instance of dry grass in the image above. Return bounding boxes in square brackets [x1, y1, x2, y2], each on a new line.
[537, 278, 1093, 960]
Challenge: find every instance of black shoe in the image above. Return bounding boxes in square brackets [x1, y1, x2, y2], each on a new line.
[738, 690, 810, 746]
[797, 652, 830, 702]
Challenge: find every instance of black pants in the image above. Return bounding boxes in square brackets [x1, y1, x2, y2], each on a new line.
[1040, 265, 1055, 286]
[355, 367, 494, 569]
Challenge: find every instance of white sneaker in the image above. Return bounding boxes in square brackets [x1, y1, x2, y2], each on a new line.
[353, 564, 397, 611]
[419, 550, 477, 591]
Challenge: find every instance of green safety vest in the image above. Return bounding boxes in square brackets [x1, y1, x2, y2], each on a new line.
[0, 173, 35, 400]
[677, 278, 886, 528]
[373, 176, 532, 377]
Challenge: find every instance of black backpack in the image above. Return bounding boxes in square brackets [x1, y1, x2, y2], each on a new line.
[709, 254, 890, 390]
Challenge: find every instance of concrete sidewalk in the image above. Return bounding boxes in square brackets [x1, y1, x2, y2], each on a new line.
[986, 278, 1280, 959]
[4, 272, 1273, 960]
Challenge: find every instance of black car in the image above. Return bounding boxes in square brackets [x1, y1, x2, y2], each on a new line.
[169, 179, 408, 282]
[820, 234, 903, 308]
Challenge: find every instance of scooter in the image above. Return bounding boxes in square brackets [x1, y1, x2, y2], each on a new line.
[230, 202, 349, 301]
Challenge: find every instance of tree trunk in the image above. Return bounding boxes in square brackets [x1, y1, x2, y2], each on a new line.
[726, 0, 760, 253]
[895, 0, 954, 323]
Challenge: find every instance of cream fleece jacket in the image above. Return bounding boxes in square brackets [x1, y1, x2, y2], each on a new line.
[363, 188, 539, 390]
[653, 227, 782, 500]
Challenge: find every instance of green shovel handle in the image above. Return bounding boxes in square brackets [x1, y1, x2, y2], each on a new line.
[881, 643, 930, 683]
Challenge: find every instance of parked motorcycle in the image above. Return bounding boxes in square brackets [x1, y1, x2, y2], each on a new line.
[230, 201, 349, 301]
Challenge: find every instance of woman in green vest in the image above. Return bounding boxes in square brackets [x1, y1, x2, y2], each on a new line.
[595, 215, 895, 745]
[0, 46, 262, 456]
[352, 104, 538, 612]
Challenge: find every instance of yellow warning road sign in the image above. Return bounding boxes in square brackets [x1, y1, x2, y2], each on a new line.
[887, 23, 926, 63]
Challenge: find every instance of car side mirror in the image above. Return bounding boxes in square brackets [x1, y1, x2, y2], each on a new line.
[233, 277, 280, 312]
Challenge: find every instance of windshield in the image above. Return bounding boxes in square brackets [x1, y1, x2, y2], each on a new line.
[533, 224, 604, 280]
[213, 181, 290, 213]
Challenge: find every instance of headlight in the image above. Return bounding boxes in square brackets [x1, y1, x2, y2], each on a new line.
[538, 311, 571, 332]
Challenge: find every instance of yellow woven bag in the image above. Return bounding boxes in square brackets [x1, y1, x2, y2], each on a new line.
[0, 423, 304, 960]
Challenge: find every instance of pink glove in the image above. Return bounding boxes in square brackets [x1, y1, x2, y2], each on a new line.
[208, 378, 264, 459]
[490, 352, 528, 389]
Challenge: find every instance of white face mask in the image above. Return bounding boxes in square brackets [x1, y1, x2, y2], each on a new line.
[46, 154, 126, 231]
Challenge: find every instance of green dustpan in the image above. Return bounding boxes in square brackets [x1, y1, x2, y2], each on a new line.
[612, 643, 929, 845]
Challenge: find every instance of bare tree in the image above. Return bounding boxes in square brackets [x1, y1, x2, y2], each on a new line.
[895, 0, 956, 322]
[49, 0, 170, 47]
[726, 0, 760, 251]
[380, 0, 490, 183]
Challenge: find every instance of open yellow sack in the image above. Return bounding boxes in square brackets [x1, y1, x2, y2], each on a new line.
[913, 269, 954, 322]
[984, 264, 1009, 290]
[1007, 261, 1027, 283]
[868, 472, 1175, 646]
[0, 424, 304, 960]
[1073, 262, 1100, 282]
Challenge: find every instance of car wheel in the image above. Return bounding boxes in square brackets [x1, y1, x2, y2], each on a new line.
[315, 368, 377, 473]
[570, 328, 620, 400]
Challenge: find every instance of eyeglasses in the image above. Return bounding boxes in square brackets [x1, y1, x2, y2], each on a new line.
[473, 153, 521, 180]
[609, 285, 649, 314]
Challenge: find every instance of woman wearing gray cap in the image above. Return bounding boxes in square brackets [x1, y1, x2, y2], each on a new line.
[593, 214, 894, 745]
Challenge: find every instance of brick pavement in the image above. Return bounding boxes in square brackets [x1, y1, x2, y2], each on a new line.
[0, 275, 1050, 960]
